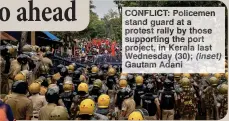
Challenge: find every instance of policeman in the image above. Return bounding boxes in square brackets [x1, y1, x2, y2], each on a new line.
[134, 75, 146, 108]
[72, 70, 82, 93]
[4, 81, 33, 120]
[96, 94, 114, 119]
[203, 76, 219, 120]
[106, 67, 117, 90]
[90, 79, 103, 102]
[119, 87, 136, 119]
[28, 82, 47, 120]
[159, 79, 177, 120]
[101, 63, 109, 73]
[216, 83, 228, 119]
[39, 87, 59, 120]
[40, 51, 53, 72]
[89, 66, 99, 85]
[71, 83, 92, 119]
[127, 74, 135, 89]
[68, 64, 75, 76]
[8, 54, 29, 91]
[49, 106, 69, 120]
[76, 98, 108, 120]
[141, 83, 160, 120]
[60, 78, 76, 115]
[179, 77, 197, 120]
[57, 67, 69, 94]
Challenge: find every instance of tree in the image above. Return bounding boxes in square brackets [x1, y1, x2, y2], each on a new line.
[102, 9, 121, 41]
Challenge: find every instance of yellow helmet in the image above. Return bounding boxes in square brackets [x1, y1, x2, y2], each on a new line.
[49, 106, 69, 120]
[45, 46, 51, 52]
[121, 72, 128, 77]
[32, 45, 40, 52]
[119, 79, 127, 88]
[79, 75, 86, 82]
[201, 73, 209, 77]
[63, 82, 73, 92]
[135, 75, 144, 85]
[218, 84, 228, 95]
[68, 64, 75, 73]
[93, 79, 103, 89]
[7, 46, 16, 55]
[39, 65, 50, 74]
[108, 67, 116, 76]
[174, 73, 181, 77]
[180, 78, 191, 88]
[91, 66, 99, 74]
[128, 111, 144, 120]
[183, 73, 191, 79]
[52, 73, 61, 81]
[22, 44, 32, 52]
[98, 94, 110, 108]
[79, 99, 95, 115]
[29, 82, 41, 94]
[214, 73, 221, 79]
[209, 77, 219, 86]
[225, 72, 228, 80]
[14, 73, 26, 81]
[78, 83, 89, 93]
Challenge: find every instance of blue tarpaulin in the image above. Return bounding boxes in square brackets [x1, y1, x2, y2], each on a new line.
[37, 31, 60, 41]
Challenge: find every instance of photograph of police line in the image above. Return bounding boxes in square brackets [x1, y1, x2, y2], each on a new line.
[0, 0, 228, 121]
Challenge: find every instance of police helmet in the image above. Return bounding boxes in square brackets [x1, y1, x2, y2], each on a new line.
[49, 106, 69, 120]
[57, 64, 65, 73]
[167, 73, 174, 82]
[45, 87, 59, 103]
[60, 67, 69, 77]
[17, 54, 29, 65]
[128, 109, 149, 120]
[73, 70, 81, 80]
[12, 80, 28, 94]
[163, 79, 173, 89]
[120, 87, 133, 99]
[101, 64, 109, 72]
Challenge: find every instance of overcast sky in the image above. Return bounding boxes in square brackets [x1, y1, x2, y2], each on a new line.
[93, 0, 118, 18]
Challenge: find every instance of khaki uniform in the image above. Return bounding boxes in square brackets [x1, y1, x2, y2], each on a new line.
[8, 59, 29, 79]
[8, 60, 29, 91]
[121, 97, 136, 118]
[29, 94, 48, 120]
[179, 88, 197, 120]
[41, 57, 53, 67]
[162, 110, 175, 120]
[4, 93, 33, 120]
[38, 103, 57, 120]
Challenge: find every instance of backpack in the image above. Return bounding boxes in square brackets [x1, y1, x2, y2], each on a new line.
[0, 105, 8, 121]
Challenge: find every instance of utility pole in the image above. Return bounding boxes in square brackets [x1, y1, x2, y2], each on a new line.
[19, 31, 28, 54]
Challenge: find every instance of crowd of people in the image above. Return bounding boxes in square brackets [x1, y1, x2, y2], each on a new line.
[0, 43, 228, 120]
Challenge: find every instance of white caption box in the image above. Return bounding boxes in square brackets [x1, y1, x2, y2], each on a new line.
[122, 7, 225, 73]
